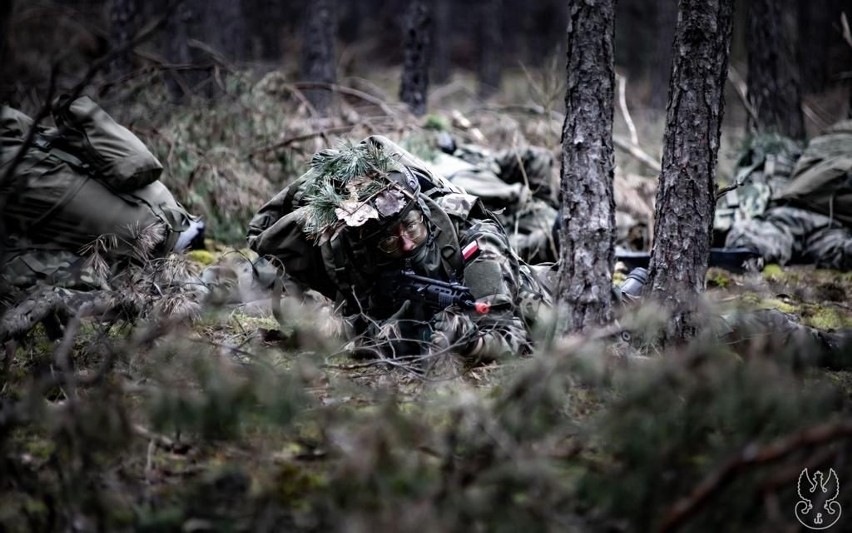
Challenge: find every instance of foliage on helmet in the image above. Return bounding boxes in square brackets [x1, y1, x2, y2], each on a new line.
[298, 140, 414, 243]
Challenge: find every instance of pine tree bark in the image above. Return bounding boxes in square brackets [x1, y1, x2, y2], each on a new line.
[746, 0, 804, 139]
[0, 0, 13, 104]
[300, 0, 337, 114]
[205, 0, 248, 63]
[648, 0, 678, 111]
[430, 0, 451, 84]
[555, 0, 616, 334]
[162, 0, 230, 99]
[400, 1, 432, 116]
[477, 0, 502, 98]
[797, 0, 832, 95]
[108, 0, 139, 79]
[647, 0, 734, 345]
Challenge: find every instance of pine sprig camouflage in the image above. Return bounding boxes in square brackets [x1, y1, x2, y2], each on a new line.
[299, 140, 404, 239]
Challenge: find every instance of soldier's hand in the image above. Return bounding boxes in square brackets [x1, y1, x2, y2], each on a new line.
[374, 300, 411, 343]
[430, 308, 477, 354]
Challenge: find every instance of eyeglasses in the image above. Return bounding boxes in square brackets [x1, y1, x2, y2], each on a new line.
[376, 210, 428, 257]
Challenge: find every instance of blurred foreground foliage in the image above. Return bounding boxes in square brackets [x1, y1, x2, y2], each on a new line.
[2, 281, 851, 531]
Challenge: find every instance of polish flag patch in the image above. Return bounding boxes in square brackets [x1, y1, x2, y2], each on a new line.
[462, 240, 480, 261]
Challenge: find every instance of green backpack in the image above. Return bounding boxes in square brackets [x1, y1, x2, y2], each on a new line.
[778, 120, 852, 227]
[1, 97, 191, 265]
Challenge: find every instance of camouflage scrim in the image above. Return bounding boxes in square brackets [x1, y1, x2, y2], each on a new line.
[725, 206, 852, 270]
[713, 134, 802, 233]
[717, 122, 852, 270]
[428, 142, 559, 263]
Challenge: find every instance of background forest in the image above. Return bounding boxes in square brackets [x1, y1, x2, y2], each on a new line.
[2, 0, 852, 531]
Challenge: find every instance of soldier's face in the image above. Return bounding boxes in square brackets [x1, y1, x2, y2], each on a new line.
[376, 210, 429, 258]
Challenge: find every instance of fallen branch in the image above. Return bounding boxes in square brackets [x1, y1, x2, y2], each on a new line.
[727, 66, 759, 128]
[617, 74, 639, 145]
[659, 419, 852, 533]
[250, 125, 356, 155]
[613, 135, 661, 174]
[292, 81, 403, 118]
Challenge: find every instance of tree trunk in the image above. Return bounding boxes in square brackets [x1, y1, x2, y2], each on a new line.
[0, 0, 13, 104]
[797, 0, 832, 95]
[430, 0, 451, 84]
[648, 0, 678, 111]
[300, 0, 337, 114]
[162, 0, 224, 100]
[400, 1, 432, 116]
[477, 0, 502, 98]
[205, 0, 248, 63]
[555, 0, 616, 334]
[647, 0, 734, 345]
[108, 0, 139, 79]
[746, 0, 804, 139]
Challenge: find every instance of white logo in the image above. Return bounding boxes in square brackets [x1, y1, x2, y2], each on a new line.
[796, 468, 842, 530]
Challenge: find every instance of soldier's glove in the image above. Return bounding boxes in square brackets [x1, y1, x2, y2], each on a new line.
[348, 300, 412, 358]
[430, 308, 478, 355]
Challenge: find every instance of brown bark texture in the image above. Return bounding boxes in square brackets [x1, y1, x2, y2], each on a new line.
[300, 0, 337, 114]
[556, 0, 616, 334]
[649, 0, 678, 111]
[108, 0, 138, 78]
[477, 0, 502, 97]
[400, 1, 432, 116]
[430, 0, 451, 83]
[746, 0, 804, 139]
[647, 0, 734, 344]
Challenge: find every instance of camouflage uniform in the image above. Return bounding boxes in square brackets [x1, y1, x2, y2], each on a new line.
[725, 206, 852, 270]
[248, 136, 552, 362]
[718, 122, 852, 270]
[423, 140, 560, 263]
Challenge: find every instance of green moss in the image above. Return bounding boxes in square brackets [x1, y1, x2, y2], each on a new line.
[757, 298, 799, 314]
[761, 263, 784, 280]
[423, 114, 450, 131]
[801, 305, 852, 330]
[187, 249, 216, 266]
[706, 268, 731, 288]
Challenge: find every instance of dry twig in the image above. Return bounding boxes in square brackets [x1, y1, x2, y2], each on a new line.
[659, 419, 852, 532]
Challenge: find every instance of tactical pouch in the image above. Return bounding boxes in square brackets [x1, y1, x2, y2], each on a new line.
[51, 95, 163, 192]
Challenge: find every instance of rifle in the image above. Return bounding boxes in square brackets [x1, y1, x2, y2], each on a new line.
[380, 269, 491, 315]
[615, 247, 762, 273]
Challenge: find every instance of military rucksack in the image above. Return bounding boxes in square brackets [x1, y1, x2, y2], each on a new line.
[1, 97, 191, 264]
[714, 134, 803, 233]
[777, 120, 852, 227]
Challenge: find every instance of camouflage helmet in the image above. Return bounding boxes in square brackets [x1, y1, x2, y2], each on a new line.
[297, 139, 431, 247]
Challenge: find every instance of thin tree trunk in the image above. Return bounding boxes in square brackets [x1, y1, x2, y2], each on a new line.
[747, 0, 804, 139]
[0, 0, 13, 104]
[555, 0, 616, 334]
[108, 0, 139, 79]
[649, 0, 678, 111]
[647, 0, 734, 345]
[400, 1, 432, 116]
[477, 0, 502, 98]
[300, 0, 337, 114]
[797, 0, 832, 95]
[431, 0, 451, 84]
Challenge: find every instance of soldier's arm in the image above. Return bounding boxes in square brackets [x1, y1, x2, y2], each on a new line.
[456, 219, 532, 358]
